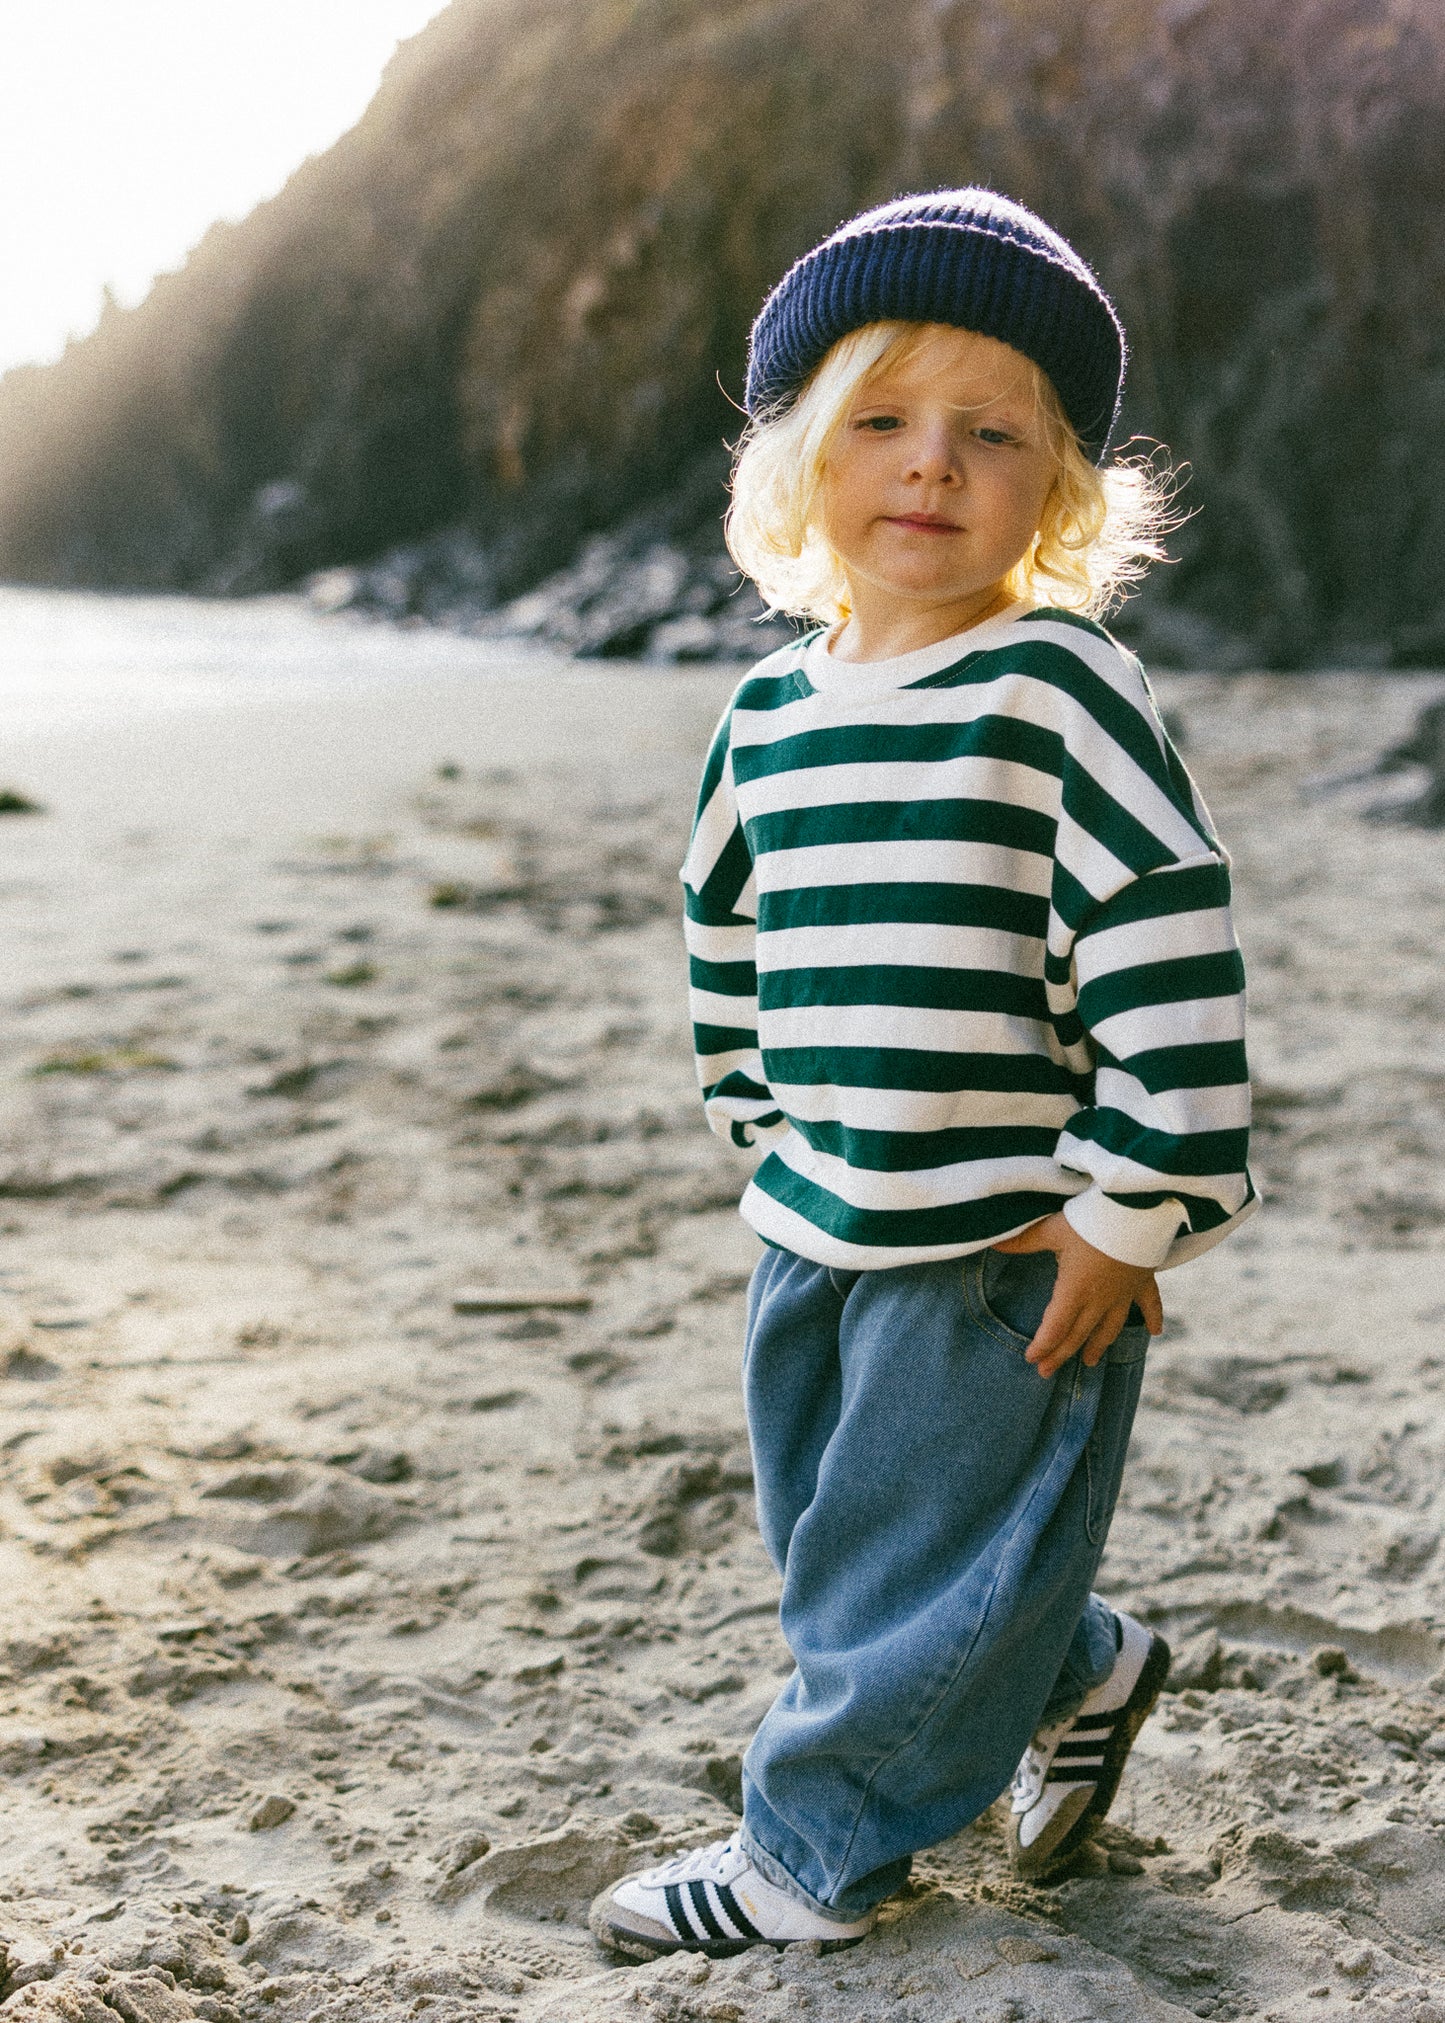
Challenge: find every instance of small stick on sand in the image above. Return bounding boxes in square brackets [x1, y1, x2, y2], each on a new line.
[451, 1288, 593, 1313]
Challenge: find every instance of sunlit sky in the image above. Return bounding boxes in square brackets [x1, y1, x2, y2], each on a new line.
[0, 1, 449, 377]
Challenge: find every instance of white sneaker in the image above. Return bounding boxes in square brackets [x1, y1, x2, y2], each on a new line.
[1007, 1611, 1171, 1880]
[588, 1832, 874, 1960]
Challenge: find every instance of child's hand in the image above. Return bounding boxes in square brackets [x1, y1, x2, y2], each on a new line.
[991, 1213, 1164, 1379]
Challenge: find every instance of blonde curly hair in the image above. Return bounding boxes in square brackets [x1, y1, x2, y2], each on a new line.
[725, 321, 1175, 629]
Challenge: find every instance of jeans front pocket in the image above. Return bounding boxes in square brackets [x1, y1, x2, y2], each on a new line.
[964, 1246, 1059, 1355]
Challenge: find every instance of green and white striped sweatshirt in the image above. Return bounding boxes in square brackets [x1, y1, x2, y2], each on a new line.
[681, 603, 1256, 1272]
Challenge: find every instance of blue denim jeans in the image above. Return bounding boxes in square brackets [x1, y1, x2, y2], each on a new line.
[737, 1242, 1149, 1921]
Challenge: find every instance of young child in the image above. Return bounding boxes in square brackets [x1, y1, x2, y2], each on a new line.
[591, 188, 1255, 1959]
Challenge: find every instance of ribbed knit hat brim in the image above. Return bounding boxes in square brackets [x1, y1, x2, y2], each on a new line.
[745, 190, 1126, 463]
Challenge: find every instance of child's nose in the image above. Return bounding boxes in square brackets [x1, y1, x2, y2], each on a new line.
[906, 423, 961, 485]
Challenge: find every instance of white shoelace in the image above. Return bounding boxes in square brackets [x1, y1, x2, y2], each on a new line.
[640, 1835, 742, 1887]
[1011, 1719, 1069, 1810]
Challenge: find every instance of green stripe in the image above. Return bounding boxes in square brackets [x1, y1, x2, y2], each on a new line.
[694, 1021, 758, 1057]
[747, 797, 1055, 858]
[1102, 1039, 1248, 1094]
[733, 665, 810, 715]
[1094, 1185, 1248, 1234]
[1062, 760, 1176, 876]
[758, 964, 1047, 1019]
[731, 713, 1064, 785]
[1051, 1010, 1086, 1051]
[762, 1045, 1086, 1097]
[689, 956, 756, 996]
[684, 884, 753, 929]
[789, 1117, 1063, 1171]
[1081, 859, 1231, 931]
[1077, 949, 1246, 1028]
[758, 881, 1049, 937]
[690, 822, 754, 920]
[1018, 607, 1112, 641]
[1064, 1106, 1250, 1177]
[706, 1070, 771, 1103]
[690, 713, 733, 828]
[752, 1157, 1065, 1246]
[1050, 862, 1095, 935]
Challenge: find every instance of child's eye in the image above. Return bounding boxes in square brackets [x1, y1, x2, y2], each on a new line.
[855, 414, 902, 432]
[974, 427, 1018, 446]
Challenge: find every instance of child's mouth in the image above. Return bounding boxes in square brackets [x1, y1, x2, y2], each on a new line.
[887, 515, 962, 534]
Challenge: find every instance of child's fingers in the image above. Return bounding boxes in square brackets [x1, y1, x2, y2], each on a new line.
[1031, 1291, 1140, 1377]
[1141, 1279, 1165, 1334]
[1080, 1303, 1133, 1367]
[1026, 1296, 1098, 1374]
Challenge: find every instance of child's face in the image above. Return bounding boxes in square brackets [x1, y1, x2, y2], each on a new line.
[819, 325, 1057, 629]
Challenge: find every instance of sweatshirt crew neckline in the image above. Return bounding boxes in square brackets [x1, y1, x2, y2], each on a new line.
[801, 601, 1034, 694]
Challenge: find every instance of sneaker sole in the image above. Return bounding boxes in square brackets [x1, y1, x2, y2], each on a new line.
[1012, 1629, 1172, 1880]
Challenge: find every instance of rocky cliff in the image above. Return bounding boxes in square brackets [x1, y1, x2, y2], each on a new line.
[1, 0, 1442, 667]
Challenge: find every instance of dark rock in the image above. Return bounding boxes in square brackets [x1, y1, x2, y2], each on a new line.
[2, 0, 1444, 667]
[1168, 1628, 1225, 1692]
[1365, 698, 1445, 827]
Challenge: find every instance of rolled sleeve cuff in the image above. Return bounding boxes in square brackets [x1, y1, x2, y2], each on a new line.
[1062, 1187, 1186, 1269]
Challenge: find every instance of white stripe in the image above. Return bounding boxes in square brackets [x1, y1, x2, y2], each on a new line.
[1053, 814, 1136, 908]
[696, 1042, 765, 1079]
[1056, 1131, 1251, 1212]
[1088, 992, 1246, 1061]
[754, 839, 1054, 894]
[755, 921, 1043, 975]
[769, 1132, 1079, 1213]
[669, 1887, 705, 1943]
[690, 986, 758, 1026]
[768, 1081, 1079, 1133]
[684, 918, 756, 961]
[1094, 1065, 1250, 1135]
[1073, 896, 1237, 982]
[681, 768, 740, 894]
[758, 1003, 1058, 1056]
[706, 1883, 748, 1941]
[737, 754, 1060, 819]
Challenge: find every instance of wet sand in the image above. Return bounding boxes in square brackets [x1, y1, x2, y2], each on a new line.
[2, 589, 1444, 2023]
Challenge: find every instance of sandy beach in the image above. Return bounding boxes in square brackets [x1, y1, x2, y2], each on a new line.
[2, 585, 1445, 2023]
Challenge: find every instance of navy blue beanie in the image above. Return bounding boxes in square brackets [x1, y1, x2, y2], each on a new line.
[744, 188, 1126, 463]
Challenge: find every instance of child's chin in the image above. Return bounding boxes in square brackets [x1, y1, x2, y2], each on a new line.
[876, 573, 990, 603]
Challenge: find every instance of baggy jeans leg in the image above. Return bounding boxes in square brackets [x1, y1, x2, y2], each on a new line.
[738, 1245, 1148, 1921]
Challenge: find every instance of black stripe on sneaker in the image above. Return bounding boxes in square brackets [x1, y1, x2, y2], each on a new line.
[687, 1881, 730, 1944]
[664, 1882, 702, 1942]
[714, 1881, 765, 1942]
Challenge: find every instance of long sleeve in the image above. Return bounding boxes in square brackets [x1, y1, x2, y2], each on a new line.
[1046, 670, 1255, 1269]
[680, 711, 790, 1152]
